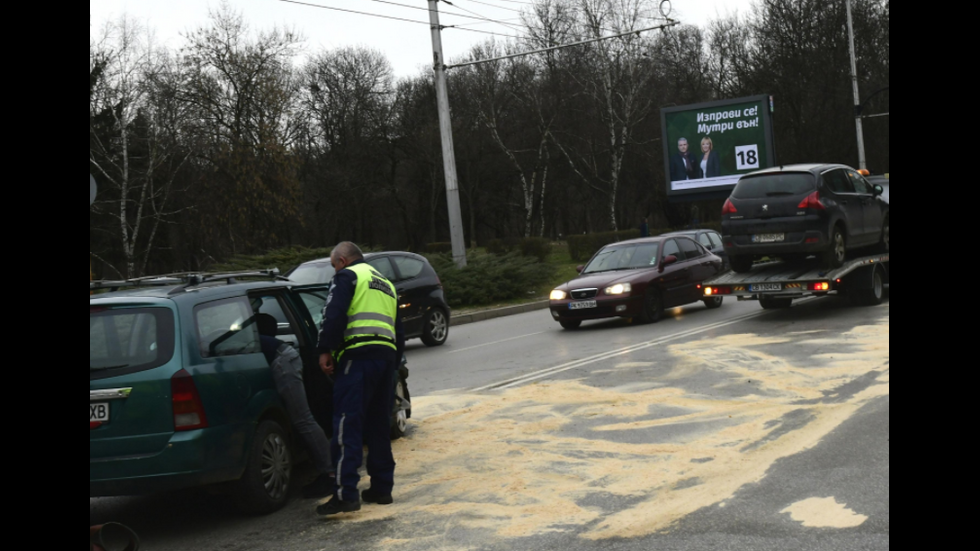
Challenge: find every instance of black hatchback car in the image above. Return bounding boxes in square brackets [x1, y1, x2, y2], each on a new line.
[721, 163, 889, 272]
[287, 252, 450, 346]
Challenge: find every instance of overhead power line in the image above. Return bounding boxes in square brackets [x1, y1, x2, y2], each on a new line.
[278, 0, 430, 25]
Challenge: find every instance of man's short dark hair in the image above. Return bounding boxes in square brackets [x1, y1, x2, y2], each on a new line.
[255, 313, 278, 337]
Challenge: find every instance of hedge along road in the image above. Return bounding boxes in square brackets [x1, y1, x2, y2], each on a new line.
[91, 295, 889, 550]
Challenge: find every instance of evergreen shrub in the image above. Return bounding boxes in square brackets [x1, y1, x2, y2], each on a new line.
[425, 251, 555, 307]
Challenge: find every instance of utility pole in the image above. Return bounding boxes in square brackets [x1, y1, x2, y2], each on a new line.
[428, 0, 467, 268]
[845, 0, 867, 171]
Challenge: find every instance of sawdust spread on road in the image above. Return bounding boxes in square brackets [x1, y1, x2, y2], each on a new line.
[780, 497, 868, 527]
[321, 318, 888, 546]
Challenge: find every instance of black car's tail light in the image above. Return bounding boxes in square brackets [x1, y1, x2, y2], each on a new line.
[722, 198, 737, 215]
[797, 191, 825, 210]
[171, 369, 208, 431]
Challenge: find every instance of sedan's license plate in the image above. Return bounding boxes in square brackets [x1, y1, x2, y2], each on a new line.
[752, 233, 785, 243]
[750, 283, 782, 292]
[90, 402, 110, 423]
[569, 300, 597, 310]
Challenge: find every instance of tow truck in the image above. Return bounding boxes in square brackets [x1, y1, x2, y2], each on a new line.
[700, 253, 889, 308]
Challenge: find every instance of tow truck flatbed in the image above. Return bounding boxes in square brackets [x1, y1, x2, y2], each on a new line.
[701, 253, 889, 307]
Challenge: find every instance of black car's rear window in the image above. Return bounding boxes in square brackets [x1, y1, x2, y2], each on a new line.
[288, 262, 335, 285]
[90, 306, 175, 380]
[732, 173, 816, 199]
[583, 242, 660, 274]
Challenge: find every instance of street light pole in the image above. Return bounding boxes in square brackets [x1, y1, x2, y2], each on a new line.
[428, 0, 467, 268]
[845, 0, 867, 171]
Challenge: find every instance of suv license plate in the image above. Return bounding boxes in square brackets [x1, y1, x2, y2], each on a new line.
[569, 300, 597, 310]
[90, 402, 110, 423]
[752, 233, 785, 243]
[750, 283, 782, 292]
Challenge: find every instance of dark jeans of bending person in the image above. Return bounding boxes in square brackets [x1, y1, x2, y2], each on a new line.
[270, 343, 333, 475]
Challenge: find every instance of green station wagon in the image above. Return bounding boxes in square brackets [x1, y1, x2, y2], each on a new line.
[90, 271, 411, 514]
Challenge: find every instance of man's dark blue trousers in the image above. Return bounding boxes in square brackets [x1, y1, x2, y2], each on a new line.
[331, 358, 396, 502]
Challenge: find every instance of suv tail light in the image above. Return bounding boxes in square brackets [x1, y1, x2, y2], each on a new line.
[797, 191, 825, 210]
[171, 369, 208, 431]
[722, 198, 737, 215]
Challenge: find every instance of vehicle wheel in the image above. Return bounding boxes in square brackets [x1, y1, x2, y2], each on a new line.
[823, 226, 846, 269]
[759, 296, 793, 309]
[420, 308, 449, 346]
[559, 319, 581, 330]
[855, 265, 885, 306]
[235, 420, 292, 515]
[638, 288, 664, 323]
[702, 296, 723, 309]
[877, 216, 889, 253]
[390, 378, 408, 440]
[729, 255, 753, 273]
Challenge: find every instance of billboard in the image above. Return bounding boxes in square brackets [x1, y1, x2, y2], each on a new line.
[660, 95, 775, 198]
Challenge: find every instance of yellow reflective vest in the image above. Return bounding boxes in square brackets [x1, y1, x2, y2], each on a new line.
[335, 262, 398, 360]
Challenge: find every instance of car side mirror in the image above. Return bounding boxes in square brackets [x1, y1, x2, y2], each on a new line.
[872, 184, 884, 197]
[659, 255, 678, 272]
[576, 265, 584, 273]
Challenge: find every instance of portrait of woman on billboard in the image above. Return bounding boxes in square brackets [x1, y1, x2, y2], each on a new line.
[699, 136, 721, 178]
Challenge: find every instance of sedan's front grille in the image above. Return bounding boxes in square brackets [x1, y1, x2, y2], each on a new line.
[570, 288, 598, 299]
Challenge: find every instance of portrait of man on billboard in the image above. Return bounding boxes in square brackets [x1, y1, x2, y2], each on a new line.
[669, 137, 700, 182]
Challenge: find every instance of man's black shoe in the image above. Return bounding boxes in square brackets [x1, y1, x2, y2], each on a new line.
[302, 473, 336, 499]
[361, 488, 393, 505]
[316, 496, 361, 516]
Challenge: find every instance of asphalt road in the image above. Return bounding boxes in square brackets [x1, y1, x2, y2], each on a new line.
[90, 293, 889, 550]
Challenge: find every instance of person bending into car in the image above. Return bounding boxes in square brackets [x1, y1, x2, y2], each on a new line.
[255, 313, 336, 499]
[315, 241, 405, 516]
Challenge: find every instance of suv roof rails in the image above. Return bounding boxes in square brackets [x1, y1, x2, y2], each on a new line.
[90, 269, 287, 294]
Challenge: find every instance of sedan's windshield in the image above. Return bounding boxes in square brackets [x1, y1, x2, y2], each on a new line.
[287, 262, 335, 285]
[583, 242, 660, 274]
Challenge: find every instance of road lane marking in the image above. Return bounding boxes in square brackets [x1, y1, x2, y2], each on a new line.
[470, 298, 816, 391]
[447, 331, 547, 354]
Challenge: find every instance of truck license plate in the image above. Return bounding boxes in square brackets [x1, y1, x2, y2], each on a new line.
[750, 283, 782, 292]
[569, 300, 597, 310]
[752, 233, 785, 243]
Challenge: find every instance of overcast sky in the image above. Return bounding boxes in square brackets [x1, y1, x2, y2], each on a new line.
[90, 0, 754, 78]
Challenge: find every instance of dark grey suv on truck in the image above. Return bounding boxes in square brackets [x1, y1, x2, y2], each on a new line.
[721, 163, 889, 272]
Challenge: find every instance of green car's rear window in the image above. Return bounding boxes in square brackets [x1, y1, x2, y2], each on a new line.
[90, 307, 175, 380]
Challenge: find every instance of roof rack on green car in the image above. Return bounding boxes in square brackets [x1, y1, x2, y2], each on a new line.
[89, 268, 288, 293]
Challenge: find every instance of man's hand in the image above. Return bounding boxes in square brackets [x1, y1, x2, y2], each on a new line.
[319, 352, 335, 376]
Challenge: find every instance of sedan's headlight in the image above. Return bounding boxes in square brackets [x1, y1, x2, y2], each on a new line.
[550, 289, 567, 300]
[604, 283, 632, 295]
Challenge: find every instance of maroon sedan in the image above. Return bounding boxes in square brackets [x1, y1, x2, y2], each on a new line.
[550, 236, 727, 329]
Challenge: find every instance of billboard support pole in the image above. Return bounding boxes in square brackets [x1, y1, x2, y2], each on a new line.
[845, 0, 867, 171]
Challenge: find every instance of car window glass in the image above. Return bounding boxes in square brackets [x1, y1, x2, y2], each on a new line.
[366, 256, 397, 281]
[823, 169, 854, 194]
[697, 233, 712, 249]
[678, 238, 701, 259]
[732, 173, 815, 199]
[847, 170, 871, 194]
[662, 239, 681, 260]
[582, 242, 660, 273]
[297, 290, 328, 330]
[288, 262, 335, 285]
[694, 242, 709, 255]
[250, 295, 300, 345]
[708, 232, 724, 249]
[391, 256, 425, 280]
[195, 297, 260, 358]
[90, 307, 175, 376]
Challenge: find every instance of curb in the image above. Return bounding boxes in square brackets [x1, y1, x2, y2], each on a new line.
[450, 299, 550, 327]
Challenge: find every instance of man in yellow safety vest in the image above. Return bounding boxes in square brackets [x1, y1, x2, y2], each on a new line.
[315, 241, 405, 516]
